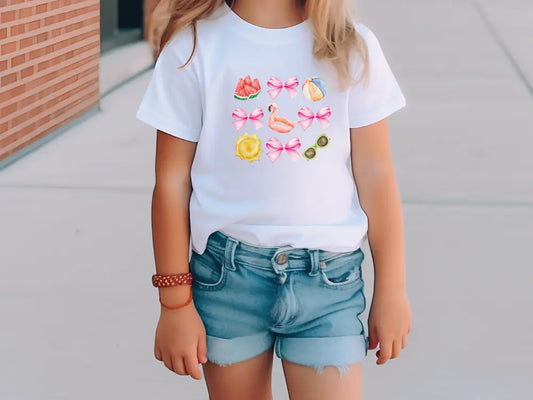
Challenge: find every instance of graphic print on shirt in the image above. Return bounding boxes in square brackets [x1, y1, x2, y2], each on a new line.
[267, 103, 297, 134]
[267, 77, 299, 99]
[232, 76, 331, 162]
[265, 137, 301, 163]
[234, 75, 261, 100]
[302, 133, 331, 161]
[232, 107, 264, 130]
[235, 132, 262, 162]
[302, 77, 326, 101]
[298, 106, 331, 130]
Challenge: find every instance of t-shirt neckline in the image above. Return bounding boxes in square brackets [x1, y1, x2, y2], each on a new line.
[219, 1, 311, 43]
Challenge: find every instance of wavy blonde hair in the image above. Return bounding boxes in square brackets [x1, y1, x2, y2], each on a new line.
[147, 0, 368, 90]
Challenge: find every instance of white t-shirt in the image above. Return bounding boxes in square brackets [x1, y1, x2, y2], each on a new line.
[136, 2, 406, 255]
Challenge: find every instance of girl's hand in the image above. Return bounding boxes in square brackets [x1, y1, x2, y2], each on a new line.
[154, 300, 208, 380]
[367, 288, 412, 365]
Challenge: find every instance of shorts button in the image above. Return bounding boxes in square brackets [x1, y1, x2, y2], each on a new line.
[276, 253, 288, 264]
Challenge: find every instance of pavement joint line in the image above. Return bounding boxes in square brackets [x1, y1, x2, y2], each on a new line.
[471, 0, 533, 100]
[0, 183, 151, 192]
[1, 183, 532, 207]
[403, 199, 533, 208]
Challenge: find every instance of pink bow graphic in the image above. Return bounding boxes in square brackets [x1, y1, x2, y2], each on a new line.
[232, 107, 264, 130]
[265, 137, 301, 162]
[267, 77, 299, 99]
[297, 106, 331, 131]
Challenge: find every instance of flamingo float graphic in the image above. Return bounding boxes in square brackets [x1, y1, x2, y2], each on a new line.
[267, 103, 297, 134]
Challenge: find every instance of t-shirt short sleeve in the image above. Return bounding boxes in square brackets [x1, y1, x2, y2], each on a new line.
[348, 24, 406, 128]
[135, 29, 203, 142]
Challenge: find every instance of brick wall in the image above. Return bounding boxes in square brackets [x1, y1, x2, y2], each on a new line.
[0, 0, 100, 162]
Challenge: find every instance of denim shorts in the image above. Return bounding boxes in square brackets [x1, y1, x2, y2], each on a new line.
[190, 230, 369, 378]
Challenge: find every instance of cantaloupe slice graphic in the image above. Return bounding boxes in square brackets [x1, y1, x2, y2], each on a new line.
[235, 75, 261, 100]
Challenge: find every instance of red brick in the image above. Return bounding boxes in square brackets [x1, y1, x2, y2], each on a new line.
[1, 71, 18, 86]
[1, 41, 17, 55]
[10, 53, 26, 67]
[1, 10, 16, 23]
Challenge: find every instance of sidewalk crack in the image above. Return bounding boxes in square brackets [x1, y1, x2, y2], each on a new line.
[471, 0, 533, 100]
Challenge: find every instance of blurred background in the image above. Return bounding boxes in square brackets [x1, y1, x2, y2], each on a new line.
[1, 0, 532, 399]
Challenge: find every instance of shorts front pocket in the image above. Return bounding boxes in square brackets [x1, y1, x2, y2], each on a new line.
[190, 249, 227, 291]
[318, 249, 364, 290]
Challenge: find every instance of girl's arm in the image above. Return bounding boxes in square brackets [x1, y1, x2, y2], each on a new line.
[350, 119, 405, 292]
[152, 130, 208, 380]
[152, 130, 197, 307]
[350, 118, 412, 365]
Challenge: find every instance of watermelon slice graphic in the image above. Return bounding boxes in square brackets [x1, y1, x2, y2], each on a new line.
[234, 75, 261, 100]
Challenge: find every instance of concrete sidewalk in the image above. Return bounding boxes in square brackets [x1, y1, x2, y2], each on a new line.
[1, 1, 532, 399]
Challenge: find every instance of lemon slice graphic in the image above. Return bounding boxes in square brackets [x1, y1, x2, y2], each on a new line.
[235, 132, 262, 162]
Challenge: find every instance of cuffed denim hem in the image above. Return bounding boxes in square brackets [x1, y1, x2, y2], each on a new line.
[275, 334, 368, 378]
[206, 331, 275, 366]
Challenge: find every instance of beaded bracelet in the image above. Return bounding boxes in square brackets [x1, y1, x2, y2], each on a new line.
[152, 272, 193, 287]
[153, 273, 194, 310]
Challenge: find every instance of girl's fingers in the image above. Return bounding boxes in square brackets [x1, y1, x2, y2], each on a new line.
[376, 339, 392, 365]
[197, 335, 208, 364]
[173, 355, 186, 375]
[401, 335, 406, 349]
[154, 346, 162, 361]
[368, 324, 379, 350]
[162, 352, 173, 372]
[390, 339, 401, 358]
[184, 354, 203, 380]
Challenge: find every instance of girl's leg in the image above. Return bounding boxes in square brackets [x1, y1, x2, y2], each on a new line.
[202, 346, 275, 400]
[274, 247, 367, 400]
[281, 360, 362, 400]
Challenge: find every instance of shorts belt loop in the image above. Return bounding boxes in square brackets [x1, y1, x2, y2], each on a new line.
[308, 249, 320, 276]
[224, 236, 238, 271]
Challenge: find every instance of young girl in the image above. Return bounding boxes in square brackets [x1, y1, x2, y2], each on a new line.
[136, 0, 412, 398]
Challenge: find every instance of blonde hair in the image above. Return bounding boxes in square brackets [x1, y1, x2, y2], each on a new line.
[148, 0, 369, 91]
